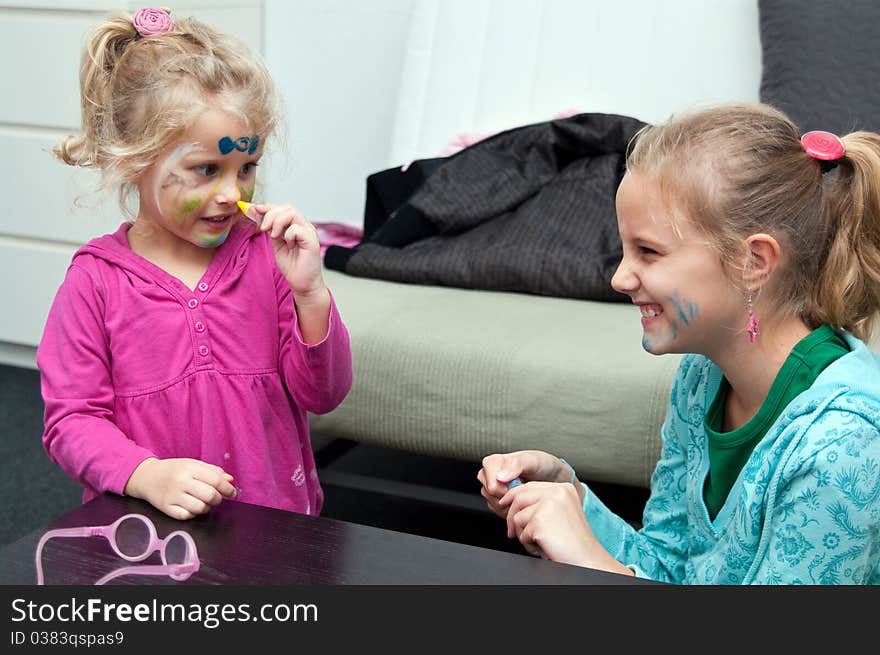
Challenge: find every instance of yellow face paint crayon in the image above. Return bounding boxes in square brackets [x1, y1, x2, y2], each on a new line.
[237, 200, 263, 227]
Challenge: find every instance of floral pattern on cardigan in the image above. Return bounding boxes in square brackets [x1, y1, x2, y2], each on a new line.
[583, 333, 880, 584]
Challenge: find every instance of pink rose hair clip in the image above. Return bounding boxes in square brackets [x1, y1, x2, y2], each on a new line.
[133, 7, 174, 38]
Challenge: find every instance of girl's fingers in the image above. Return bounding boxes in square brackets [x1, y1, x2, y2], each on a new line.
[505, 490, 530, 538]
[259, 208, 286, 237]
[271, 220, 314, 248]
[174, 492, 210, 516]
[518, 523, 544, 558]
[277, 223, 320, 252]
[167, 504, 196, 521]
[269, 217, 286, 239]
[282, 224, 304, 247]
[511, 503, 539, 541]
[193, 467, 237, 499]
[291, 211, 318, 235]
[480, 487, 508, 517]
[259, 205, 312, 239]
[186, 478, 223, 506]
[480, 454, 518, 496]
[503, 484, 546, 536]
[219, 479, 238, 499]
[498, 485, 519, 507]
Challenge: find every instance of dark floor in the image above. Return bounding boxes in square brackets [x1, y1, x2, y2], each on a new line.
[0, 364, 82, 547]
[0, 363, 648, 554]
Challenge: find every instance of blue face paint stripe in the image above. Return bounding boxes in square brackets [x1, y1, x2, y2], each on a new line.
[675, 303, 690, 326]
[668, 291, 699, 327]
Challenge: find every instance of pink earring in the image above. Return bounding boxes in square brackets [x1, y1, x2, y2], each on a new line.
[747, 293, 760, 343]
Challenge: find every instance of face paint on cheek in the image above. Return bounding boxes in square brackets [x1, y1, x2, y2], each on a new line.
[176, 197, 202, 222]
[153, 144, 206, 212]
[240, 185, 255, 202]
[160, 173, 187, 190]
[667, 291, 699, 327]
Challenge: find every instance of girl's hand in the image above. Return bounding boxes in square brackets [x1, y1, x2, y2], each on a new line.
[477, 450, 574, 518]
[500, 481, 631, 574]
[254, 203, 327, 299]
[123, 457, 238, 521]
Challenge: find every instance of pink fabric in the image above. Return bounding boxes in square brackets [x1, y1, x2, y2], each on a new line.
[37, 221, 353, 516]
[314, 221, 362, 255]
[437, 130, 497, 157]
[437, 108, 584, 157]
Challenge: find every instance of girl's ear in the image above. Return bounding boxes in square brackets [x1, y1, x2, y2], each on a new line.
[742, 233, 782, 289]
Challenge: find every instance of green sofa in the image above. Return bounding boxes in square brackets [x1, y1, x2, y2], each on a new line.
[311, 268, 682, 490]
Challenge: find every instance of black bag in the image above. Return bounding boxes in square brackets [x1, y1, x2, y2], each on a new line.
[326, 112, 645, 303]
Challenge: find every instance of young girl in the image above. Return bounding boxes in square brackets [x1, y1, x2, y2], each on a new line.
[479, 103, 880, 584]
[38, 8, 352, 521]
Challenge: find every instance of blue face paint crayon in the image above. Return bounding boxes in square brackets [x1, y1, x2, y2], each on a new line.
[504, 477, 547, 559]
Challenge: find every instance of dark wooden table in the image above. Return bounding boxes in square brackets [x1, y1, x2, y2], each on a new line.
[0, 493, 649, 585]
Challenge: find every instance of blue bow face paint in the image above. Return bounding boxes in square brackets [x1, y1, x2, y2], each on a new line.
[218, 135, 260, 155]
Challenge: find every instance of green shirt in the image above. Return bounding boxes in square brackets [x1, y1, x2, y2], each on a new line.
[703, 324, 849, 520]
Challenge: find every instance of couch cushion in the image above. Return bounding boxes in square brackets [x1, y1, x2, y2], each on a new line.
[312, 269, 680, 489]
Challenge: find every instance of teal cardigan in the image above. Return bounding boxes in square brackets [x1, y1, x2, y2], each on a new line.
[583, 332, 880, 584]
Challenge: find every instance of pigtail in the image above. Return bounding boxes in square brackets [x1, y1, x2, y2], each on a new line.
[810, 132, 880, 341]
[53, 14, 138, 167]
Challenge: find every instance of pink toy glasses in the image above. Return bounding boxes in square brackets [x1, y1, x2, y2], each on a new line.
[35, 513, 200, 585]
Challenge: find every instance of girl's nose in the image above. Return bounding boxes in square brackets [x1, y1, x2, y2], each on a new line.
[213, 173, 241, 205]
[611, 259, 637, 295]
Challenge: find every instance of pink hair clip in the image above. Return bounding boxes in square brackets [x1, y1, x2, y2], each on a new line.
[801, 130, 845, 161]
[132, 7, 174, 38]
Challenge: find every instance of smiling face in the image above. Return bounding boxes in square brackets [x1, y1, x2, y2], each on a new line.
[135, 108, 261, 249]
[610, 171, 744, 358]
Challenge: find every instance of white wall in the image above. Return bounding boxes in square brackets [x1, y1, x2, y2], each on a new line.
[390, 0, 763, 162]
[263, 0, 762, 226]
[261, 0, 414, 225]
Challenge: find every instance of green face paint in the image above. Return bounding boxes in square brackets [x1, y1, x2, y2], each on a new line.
[240, 186, 255, 202]
[176, 197, 202, 222]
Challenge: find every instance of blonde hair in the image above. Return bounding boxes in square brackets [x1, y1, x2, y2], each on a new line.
[55, 10, 280, 213]
[626, 103, 880, 341]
